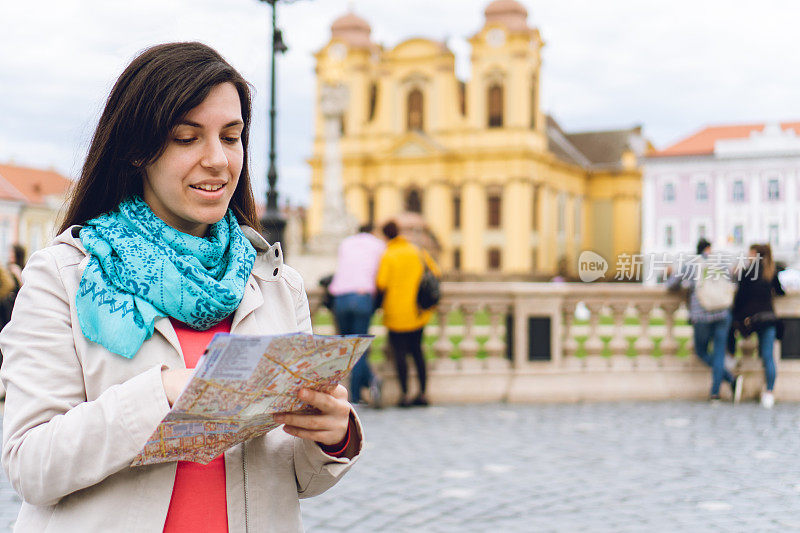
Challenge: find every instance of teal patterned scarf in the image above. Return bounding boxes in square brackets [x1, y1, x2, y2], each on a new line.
[77, 196, 256, 358]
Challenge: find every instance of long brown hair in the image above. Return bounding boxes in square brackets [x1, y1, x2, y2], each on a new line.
[60, 42, 260, 233]
[750, 243, 775, 281]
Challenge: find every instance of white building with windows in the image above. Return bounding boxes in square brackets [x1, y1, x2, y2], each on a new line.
[642, 122, 800, 280]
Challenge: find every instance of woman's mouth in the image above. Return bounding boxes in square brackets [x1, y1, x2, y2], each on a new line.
[190, 183, 225, 192]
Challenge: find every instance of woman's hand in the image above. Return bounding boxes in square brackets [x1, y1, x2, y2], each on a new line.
[161, 368, 194, 406]
[274, 385, 351, 446]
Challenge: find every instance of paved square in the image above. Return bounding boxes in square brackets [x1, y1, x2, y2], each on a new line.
[301, 402, 800, 532]
[0, 402, 798, 531]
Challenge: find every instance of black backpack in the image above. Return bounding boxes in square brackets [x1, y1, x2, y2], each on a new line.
[318, 274, 335, 311]
[416, 252, 440, 310]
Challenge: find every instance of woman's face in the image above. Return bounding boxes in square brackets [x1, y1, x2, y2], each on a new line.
[143, 82, 244, 237]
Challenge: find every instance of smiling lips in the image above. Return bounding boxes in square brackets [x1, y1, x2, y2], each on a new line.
[190, 183, 225, 192]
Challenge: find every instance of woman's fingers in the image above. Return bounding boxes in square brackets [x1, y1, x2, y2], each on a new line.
[160, 368, 194, 406]
[274, 387, 352, 445]
[297, 387, 349, 414]
[282, 425, 327, 441]
[332, 384, 349, 401]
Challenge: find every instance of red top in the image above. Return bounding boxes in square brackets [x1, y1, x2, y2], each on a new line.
[163, 316, 233, 533]
[162, 317, 353, 532]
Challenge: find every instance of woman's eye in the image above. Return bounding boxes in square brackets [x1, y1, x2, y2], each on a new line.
[174, 137, 196, 145]
[223, 136, 241, 144]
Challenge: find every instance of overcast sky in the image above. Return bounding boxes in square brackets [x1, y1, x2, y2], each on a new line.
[2, 0, 799, 206]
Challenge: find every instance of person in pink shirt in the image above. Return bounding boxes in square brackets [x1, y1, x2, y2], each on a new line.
[329, 224, 386, 406]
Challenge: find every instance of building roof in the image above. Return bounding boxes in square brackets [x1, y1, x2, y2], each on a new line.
[0, 174, 26, 203]
[545, 116, 643, 170]
[0, 164, 73, 205]
[545, 116, 590, 167]
[651, 121, 800, 157]
[484, 0, 529, 32]
[331, 12, 372, 49]
[565, 126, 643, 167]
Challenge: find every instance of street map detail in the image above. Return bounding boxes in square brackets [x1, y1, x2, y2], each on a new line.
[131, 333, 373, 466]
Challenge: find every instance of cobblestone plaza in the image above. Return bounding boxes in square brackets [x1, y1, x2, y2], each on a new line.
[301, 402, 800, 532]
[0, 401, 798, 531]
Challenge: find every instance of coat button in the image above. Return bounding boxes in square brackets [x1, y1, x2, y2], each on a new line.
[274, 248, 280, 258]
[273, 268, 279, 277]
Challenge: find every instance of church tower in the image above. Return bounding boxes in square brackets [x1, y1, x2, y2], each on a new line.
[307, 2, 644, 280]
[468, 0, 545, 142]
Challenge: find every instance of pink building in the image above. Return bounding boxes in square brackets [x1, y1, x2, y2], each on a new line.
[642, 122, 800, 274]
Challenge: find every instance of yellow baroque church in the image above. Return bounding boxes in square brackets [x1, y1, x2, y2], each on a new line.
[307, 0, 645, 279]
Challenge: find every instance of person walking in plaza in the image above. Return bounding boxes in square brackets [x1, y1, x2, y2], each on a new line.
[376, 220, 440, 407]
[329, 223, 386, 407]
[667, 238, 743, 403]
[0, 42, 361, 532]
[731, 243, 784, 408]
[7, 244, 25, 290]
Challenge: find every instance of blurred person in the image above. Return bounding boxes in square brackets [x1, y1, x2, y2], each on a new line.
[329, 223, 386, 407]
[8, 244, 25, 288]
[731, 244, 784, 408]
[0, 259, 17, 374]
[667, 238, 742, 403]
[376, 220, 441, 407]
[0, 42, 361, 532]
[551, 256, 569, 283]
[0, 244, 27, 333]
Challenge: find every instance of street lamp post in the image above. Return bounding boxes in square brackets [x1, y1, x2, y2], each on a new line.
[258, 0, 290, 246]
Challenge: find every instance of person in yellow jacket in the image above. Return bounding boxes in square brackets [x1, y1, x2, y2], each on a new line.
[376, 220, 441, 407]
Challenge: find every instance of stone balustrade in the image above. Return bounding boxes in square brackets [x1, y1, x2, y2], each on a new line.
[307, 283, 800, 403]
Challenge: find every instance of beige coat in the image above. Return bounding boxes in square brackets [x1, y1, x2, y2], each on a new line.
[0, 226, 362, 532]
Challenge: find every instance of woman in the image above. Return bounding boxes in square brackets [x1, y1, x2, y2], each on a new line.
[732, 243, 784, 408]
[376, 220, 440, 407]
[0, 42, 360, 532]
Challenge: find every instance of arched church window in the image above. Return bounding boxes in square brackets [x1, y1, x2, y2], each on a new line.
[488, 84, 503, 128]
[405, 188, 423, 213]
[407, 88, 423, 131]
[367, 83, 378, 121]
[487, 193, 502, 228]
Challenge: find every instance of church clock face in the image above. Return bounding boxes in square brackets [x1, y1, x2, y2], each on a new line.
[329, 43, 347, 61]
[487, 28, 506, 48]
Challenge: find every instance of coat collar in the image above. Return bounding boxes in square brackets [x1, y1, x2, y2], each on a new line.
[56, 223, 284, 357]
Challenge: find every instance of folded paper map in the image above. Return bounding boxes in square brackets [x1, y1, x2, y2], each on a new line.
[131, 332, 373, 466]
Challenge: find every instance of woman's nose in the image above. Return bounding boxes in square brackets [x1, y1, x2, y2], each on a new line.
[200, 139, 229, 171]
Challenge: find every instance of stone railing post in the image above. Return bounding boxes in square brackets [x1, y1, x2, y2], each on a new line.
[433, 301, 457, 371]
[633, 302, 656, 366]
[583, 302, 605, 358]
[511, 286, 564, 367]
[484, 303, 511, 370]
[458, 303, 482, 370]
[608, 302, 633, 370]
[659, 301, 680, 357]
[608, 302, 629, 357]
[561, 300, 580, 368]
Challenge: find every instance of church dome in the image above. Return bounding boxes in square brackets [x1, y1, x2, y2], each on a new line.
[484, 0, 529, 32]
[331, 12, 372, 49]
